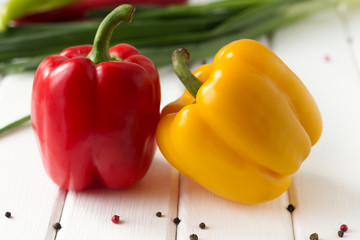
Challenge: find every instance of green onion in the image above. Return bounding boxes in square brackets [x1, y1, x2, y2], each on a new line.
[0, 0, 340, 134]
[0, 0, 339, 74]
[0, 115, 31, 135]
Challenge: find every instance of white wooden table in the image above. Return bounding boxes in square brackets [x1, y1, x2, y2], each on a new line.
[1, 1, 360, 239]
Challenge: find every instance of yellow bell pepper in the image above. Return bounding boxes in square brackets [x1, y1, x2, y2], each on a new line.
[156, 39, 322, 204]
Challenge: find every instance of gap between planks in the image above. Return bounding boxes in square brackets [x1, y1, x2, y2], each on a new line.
[49, 190, 68, 240]
[336, 2, 360, 83]
[174, 172, 181, 240]
[267, 33, 296, 240]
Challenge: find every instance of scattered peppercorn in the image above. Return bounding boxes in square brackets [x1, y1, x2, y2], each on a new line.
[4, 212, 11, 218]
[338, 230, 344, 238]
[310, 232, 319, 240]
[189, 233, 198, 240]
[112, 215, 120, 224]
[287, 204, 295, 213]
[156, 212, 162, 217]
[173, 217, 181, 225]
[53, 222, 62, 230]
[340, 224, 348, 232]
[199, 222, 206, 229]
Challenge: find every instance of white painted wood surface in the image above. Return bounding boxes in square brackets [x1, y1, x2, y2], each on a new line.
[1, 1, 360, 240]
[272, 6, 360, 240]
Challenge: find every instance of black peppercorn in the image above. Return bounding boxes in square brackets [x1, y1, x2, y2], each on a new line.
[156, 212, 162, 217]
[5, 212, 11, 218]
[53, 222, 62, 230]
[310, 233, 318, 240]
[287, 204, 295, 213]
[338, 230, 344, 238]
[199, 222, 206, 229]
[173, 217, 181, 225]
[189, 233, 198, 240]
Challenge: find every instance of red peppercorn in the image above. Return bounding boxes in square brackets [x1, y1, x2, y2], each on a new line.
[324, 55, 331, 62]
[112, 215, 120, 224]
[340, 224, 348, 232]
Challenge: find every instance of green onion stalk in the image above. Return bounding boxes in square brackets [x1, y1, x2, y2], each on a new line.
[0, 0, 342, 73]
[0, 0, 346, 135]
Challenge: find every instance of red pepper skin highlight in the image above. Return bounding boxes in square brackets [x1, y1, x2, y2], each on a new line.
[31, 43, 160, 190]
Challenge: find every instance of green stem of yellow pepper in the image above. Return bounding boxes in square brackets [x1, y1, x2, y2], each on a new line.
[171, 47, 203, 98]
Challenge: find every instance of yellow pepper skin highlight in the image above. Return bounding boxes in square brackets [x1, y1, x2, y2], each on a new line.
[156, 39, 322, 204]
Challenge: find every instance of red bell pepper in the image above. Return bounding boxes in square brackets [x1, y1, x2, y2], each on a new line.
[31, 4, 160, 190]
[16, 0, 187, 23]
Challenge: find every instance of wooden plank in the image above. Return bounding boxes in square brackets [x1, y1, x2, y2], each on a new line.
[158, 66, 185, 109]
[188, 0, 218, 4]
[56, 70, 183, 240]
[177, 175, 293, 240]
[345, 3, 360, 73]
[56, 151, 180, 240]
[272, 6, 360, 240]
[2, 2, 359, 240]
[0, 73, 33, 126]
[0, 74, 64, 240]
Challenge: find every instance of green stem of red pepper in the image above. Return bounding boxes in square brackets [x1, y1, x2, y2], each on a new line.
[87, 4, 135, 65]
[171, 47, 203, 98]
